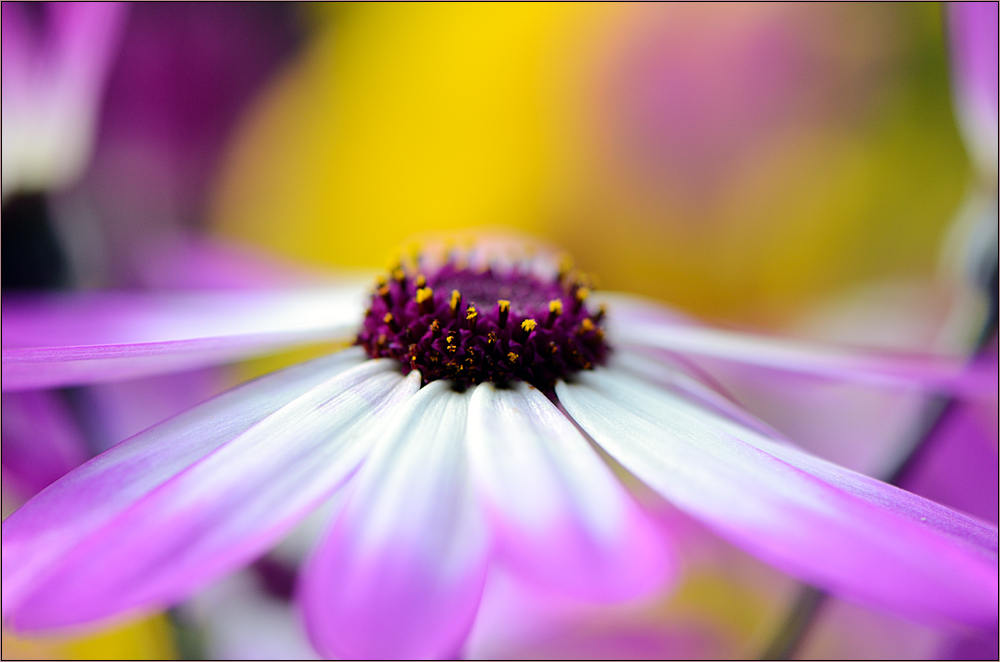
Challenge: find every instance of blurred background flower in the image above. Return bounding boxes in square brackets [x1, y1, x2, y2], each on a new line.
[3, 2, 996, 659]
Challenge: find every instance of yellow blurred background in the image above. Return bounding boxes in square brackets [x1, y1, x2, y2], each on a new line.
[210, 3, 969, 328]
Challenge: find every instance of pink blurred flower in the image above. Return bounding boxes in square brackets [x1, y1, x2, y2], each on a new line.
[1, 244, 997, 658]
[947, 1, 999, 180]
[1, 2, 126, 199]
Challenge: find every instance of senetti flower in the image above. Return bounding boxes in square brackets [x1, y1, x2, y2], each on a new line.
[1, 241, 997, 658]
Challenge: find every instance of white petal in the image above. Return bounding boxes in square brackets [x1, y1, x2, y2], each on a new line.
[301, 381, 490, 659]
[607, 303, 994, 395]
[2, 348, 367, 623]
[556, 368, 997, 628]
[2, 285, 369, 390]
[468, 382, 673, 600]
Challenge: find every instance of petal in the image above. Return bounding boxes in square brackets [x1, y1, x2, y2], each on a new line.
[2, 347, 367, 625]
[556, 368, 998, 628]
[301, 380, 490, 659]
[7, 359, 418, 632]
[467, 381, 673, 601]
[1, 286, 368, 391]
[606, 299, 996, 396]
[612, 348, 793, 444]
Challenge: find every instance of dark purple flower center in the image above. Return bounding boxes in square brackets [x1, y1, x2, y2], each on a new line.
[357, 260, 608, 392]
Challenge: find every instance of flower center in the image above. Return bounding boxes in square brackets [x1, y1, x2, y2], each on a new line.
[357, 258, 608, 391]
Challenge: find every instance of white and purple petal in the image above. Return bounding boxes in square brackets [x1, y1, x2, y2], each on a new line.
[467, 381, 674, 601]
[301, 380, 490, 659]
[607, 298, 996, 396]
[556, 367, 998, 629]
[1, 285, 368, 391]
[2, 347, 380, 628]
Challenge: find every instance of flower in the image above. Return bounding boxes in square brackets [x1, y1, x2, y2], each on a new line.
[946, 1, 999, 182]
[2, 241, 997, 658]
[1, 2, 126, 200]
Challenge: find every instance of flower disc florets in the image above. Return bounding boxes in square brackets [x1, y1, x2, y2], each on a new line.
[357, 254, 608, 391]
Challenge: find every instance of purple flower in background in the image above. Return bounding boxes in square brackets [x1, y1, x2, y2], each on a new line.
[73, 1, 303, 289]
[1, 2, 126, 199]
[2, 3, 306, 503]
[947, 1, 999, 180]
[2, 240, 996, 658]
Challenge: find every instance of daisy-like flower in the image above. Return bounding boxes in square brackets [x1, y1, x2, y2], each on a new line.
[1, 240, 996, 658]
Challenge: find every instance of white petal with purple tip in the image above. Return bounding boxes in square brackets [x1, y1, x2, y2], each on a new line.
[1, 286, 368, 390]
[556, 368, 998, 629]
[301, 380, 490, 660]
[467, 381, 673, 601]
[2, 347, 368, 624]
[607, 302, 995, 395]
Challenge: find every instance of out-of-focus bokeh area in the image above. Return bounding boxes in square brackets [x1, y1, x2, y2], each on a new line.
[2, 2, 996, 660]
[211, 3, 971, 326]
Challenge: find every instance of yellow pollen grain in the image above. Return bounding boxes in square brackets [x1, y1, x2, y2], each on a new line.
[576, 287, 590, 301]
[416, 287, 434, 304]
[507, 351, 519, 362]
[548, 299, 563, 315]
[415, 274, 427, 288]
[466, 305, 478, 321]
[521, 319, 537, 332]
[450, 290, 461, 311]
[498, 300, 510, 313]
[383, 313, 394, 324]
[446, 335, 455, 344]
[580, 318, 595, 332]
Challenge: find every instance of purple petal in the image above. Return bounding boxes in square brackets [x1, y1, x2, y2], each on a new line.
[467, 381, 674, 601]
[301, 380, 490, 659]
[6, 359, 416, 631]
[900, 390, 999, 524]
[2, 347, 367, 627]
[608, 303, 996, 396]
[1, 286, 367, 391]
[947, 1, 999, 176]
[80, 367, 229, 454]
[2, 2, 126, 194]
[556, 368, 998, 628]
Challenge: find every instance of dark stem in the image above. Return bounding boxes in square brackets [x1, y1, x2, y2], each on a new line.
[759, 586, 826, 660]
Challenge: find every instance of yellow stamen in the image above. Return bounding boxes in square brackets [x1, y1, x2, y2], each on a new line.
[416, 287, 434, 304]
